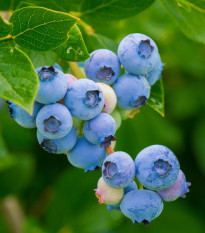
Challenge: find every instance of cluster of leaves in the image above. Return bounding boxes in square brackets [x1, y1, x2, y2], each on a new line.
[0, 0, 204, 115]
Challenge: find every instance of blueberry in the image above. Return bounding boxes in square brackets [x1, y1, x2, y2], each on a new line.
[158, 170, 191, 201]
[67, 136, 106, 172]
[83, 113, 116, 147]
[65, 79, 104, 120]
[64, 74, 77, 87]
[118, 33, 160, 75]
[37, 127, 77, 154]
[145, 58, 165, 86]
[97, 83, 117, 114]
[7, 101, 43, 128]
[36, 103, 73, 139]
[120, 189, 163, 224]
[124, 180, 138, 194]
[53, 63, 63, 71]
[107, 180, 138, 211]
[36, 66, 67, 104]
[102, 151, 135, 188]
[113, 74, 150, 110]
[95, 177, 124, 205]
[84, 49, 121, 85]
[135, 145, 180, 190]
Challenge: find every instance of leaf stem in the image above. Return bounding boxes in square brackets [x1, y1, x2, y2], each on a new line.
[106, 145, 115, 155]
[68, 62, 85, 79]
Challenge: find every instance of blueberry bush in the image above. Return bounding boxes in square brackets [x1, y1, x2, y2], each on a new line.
[0, 0, 205, 233]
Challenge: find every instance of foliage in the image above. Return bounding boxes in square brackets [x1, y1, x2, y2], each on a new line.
[0, 0, 205, 233]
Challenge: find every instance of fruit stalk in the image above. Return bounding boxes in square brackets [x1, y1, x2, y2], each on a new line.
[68, 62, 85, 79]
[106, 145, 115, 155]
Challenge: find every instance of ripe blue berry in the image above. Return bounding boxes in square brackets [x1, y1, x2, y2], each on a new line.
[97, 83, 117, 114]
[135, 145, 180, 190]
[83, 113, 116, 147]
[124, 180, 138, 194]
[67, 136, 106, 172]
[157, 170, 191, 201]
[36, 66, 67, 104]
[84, 49, 121, 85]
[118, 33, 160, 75]
[36, 103, 73, 139]
[37, 127, 77, 154]
[120, 189, 163, 224]
[113, 74, 150, 110]
[102, 151, 135, 188]
[65, 79, 104, 120]
[53, 63, 63, 71]
[8, 101, 43, 128]
[146, 58, 164, 86]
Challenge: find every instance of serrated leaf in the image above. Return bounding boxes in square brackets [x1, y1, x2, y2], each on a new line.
[162, 0, 205, 44]
[56, 25, 89, 61]
[10, 6, 79, 51]
[0, 40, 38, 113]
[0, 15, 12, 38]
[147, 79, 164, 117]
[87, 33, 118, 53]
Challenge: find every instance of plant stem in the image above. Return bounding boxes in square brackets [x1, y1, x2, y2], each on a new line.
[79, 20, 95, 35]
[106, 145, 115, 155]
[0, 196, 24, 233]
[129, 109, 140, 118]
[135, 178, 144, 189]
[68, 62, 85, 79]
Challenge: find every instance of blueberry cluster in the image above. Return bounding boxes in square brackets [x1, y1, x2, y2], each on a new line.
[7, 33, 190, 225]
[97, 145, 191, 224]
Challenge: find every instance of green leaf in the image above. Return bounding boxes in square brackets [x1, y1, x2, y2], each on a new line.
[24, 0, 81, 12]
[56, 25, 89, 61]
[147, 79, 164, 117]
[80, 0, 155, 22]
[0, 15, 12, 38]
[10, 6, 79, 51]
[0, 40, 38, 114]
[20, 47, 58, 68]
[87, 33, 118, 53]
[24, 0, 154, 21]
[0, 0, 22, 10]
[162, 0, 205, 44]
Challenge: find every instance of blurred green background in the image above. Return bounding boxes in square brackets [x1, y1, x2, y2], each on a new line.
[0, 1, 205, 233]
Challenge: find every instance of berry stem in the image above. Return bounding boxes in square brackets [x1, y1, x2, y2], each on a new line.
[136, 178, 144, 189]
[129, 109, 140, 118]
[106, 145, 115, 155]
[68, 62, 85, 79]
